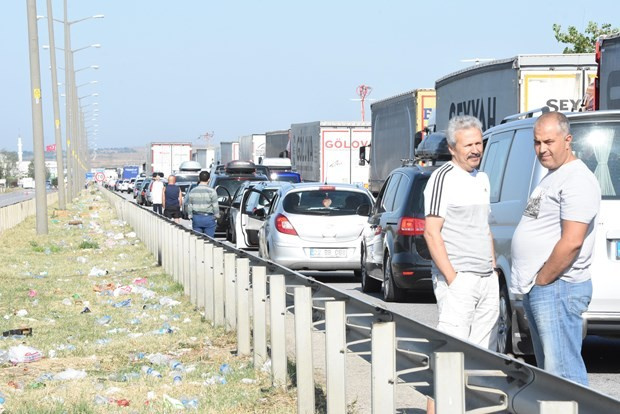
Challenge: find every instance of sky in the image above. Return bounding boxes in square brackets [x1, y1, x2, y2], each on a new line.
[1, 0, 618, 152]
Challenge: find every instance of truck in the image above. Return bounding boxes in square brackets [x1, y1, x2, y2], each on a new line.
[265, 130, 290, 158]
[239, 134, 266, 164]
[597, 33, 620, 110]
[219, 141, 240, 165]
[361, 89, 436, 195]
[434, 54, 597, 132]
[192, 147, 216, 169]
[145, 142, 192, 178]
[290, 121, 371, 185]
[121, 165, 140, 180]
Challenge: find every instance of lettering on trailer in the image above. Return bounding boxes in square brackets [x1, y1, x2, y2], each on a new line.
[545, 99, 583, 112]
[424, 107, 433, 120]
[449, 97, 497, 130]
[295, 135, 313, 163]
[324, 139, 370, 149]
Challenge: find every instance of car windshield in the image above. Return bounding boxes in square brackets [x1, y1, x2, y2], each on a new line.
[571, 121, 620, 199]
[214, 177, 267, 198]
[283, 190, 371, 216]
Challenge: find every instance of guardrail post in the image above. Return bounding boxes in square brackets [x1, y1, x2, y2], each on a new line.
[189, 234, 197, 305]
[196, 239, 206, 310]
[433, 352, 465, 413]
[539, 401, 578, 413]
[295, 286, 314, 413]
[204, 243, 215, 322]
[371, 321, 395, 414]
[173, 227, 182, 284]
[269, 275, 286, 389]
[326, 301, 347, 413]
[213, 247, 225, 327]
[236, 258, 251, 356]
[184, 231, 192, 295]
[224, 253, 237, 331]
[252, 266, 267, 368]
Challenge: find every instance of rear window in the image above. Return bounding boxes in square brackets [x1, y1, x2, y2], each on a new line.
[174, 173, 199, 184]
[283, 190, 372, 216]
[213, 177, 267, 198]
[571, 121, 620, 199]
[407, 176, 430, 217]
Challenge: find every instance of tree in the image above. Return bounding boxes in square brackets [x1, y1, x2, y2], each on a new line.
[28, 161, 35, 178]
[553, 21, 619, 53]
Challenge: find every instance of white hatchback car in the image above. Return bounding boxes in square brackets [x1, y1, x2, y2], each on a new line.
[258, 183, 374, 274]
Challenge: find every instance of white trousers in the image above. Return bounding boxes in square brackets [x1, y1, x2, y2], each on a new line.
[432, 271, 499, 351]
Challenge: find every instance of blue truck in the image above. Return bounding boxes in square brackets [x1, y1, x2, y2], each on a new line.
[122, 165, 140, 180]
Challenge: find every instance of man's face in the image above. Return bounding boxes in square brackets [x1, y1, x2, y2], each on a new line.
[533, 118, 572, 170]
[449, 127, 484, 172]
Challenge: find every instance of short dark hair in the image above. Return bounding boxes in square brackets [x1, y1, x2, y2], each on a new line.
[199, 170, 210, 182]
[152, 172, 158, 178]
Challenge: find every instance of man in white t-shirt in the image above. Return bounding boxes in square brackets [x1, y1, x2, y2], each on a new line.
[150, 173, 164, 215]
[511, 112, 600, 385]
[423, 115, 499, 350]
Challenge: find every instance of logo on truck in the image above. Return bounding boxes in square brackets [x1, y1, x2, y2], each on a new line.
[324, 139, 369, 149]
[295, 135, 313, 163]
[449, 97, 497, 130]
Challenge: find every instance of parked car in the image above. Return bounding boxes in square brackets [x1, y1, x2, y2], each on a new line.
[258, 182, 373, 274]
[118, 179, 130, 192]
[136, 178, 152, 205]
[133, 178, 145, 198]
[128, 178, 137, 193]
[229, 181, 288, 249]
[479, 109, 620, 355]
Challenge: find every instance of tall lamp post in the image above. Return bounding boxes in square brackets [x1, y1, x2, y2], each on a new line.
[26, 0, 48, 234]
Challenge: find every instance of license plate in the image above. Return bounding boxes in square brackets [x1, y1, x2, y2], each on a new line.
[309, 248, 347, 258]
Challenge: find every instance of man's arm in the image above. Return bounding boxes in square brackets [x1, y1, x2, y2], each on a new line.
[424, 215, 457, 285]
[211, 190, 220, 218]
[178, 188, 183, 207]
[535, 219, 589, 285]
[490, 231, 497, 269]
[162, 187, 166, 209]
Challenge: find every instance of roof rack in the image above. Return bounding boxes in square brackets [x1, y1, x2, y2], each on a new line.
[500, 107, 550, 124]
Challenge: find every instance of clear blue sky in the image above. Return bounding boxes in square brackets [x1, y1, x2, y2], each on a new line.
[1, 0, 617, 152]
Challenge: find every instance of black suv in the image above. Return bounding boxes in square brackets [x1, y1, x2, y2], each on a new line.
[208, 161, 268, 233]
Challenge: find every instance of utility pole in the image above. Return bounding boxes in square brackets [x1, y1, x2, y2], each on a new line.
[26, 0, 48, 234]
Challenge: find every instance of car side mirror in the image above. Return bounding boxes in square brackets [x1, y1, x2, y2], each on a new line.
[356, 204, 371, 217]
[232, 201, 241, 209]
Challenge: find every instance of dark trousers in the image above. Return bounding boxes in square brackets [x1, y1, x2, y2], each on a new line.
[192, 214, 216, 237]
[153, 204, 162, 215]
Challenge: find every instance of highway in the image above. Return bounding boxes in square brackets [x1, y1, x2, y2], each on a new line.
[0, 188, 36, 207]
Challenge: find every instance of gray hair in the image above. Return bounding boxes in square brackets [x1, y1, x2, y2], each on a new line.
[446, 115, 483, 147]
[534, 111, 570, 136]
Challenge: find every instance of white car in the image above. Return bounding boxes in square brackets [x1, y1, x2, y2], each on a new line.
[258, 183, 374, 274]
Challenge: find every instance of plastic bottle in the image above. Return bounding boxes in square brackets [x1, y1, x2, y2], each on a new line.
[141, 366, 162, 378]
[168, 359, 184, 372]
[94, 395, 108, 405]
[0, 349, 8, 365]
[96, 315, 111, 325]
[172, 374, 182, 385]
[0, 391, 5, 405]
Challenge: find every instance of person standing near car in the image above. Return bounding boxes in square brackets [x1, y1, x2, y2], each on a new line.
[511, 112, 600, 385]
[186, 170, 219, 237]
[163, 175, 183, 223]
[150, 173, 164, 215]
[423, 115, 499, 350]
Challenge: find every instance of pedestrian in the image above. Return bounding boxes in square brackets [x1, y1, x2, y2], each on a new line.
[163, 175, 183, 223]
[511, 111, 600, 385]
[423, 115, 499, 350]
[150, 173, 164, 215]
[185, 170, 219, 237]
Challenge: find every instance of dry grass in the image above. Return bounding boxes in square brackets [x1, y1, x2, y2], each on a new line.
[0, 189, 296, 413]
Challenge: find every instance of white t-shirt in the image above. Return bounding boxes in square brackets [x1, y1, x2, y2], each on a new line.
[511, 159, 601, 294]
[151, 180, 164, 204]
[424, 161, 493, 276]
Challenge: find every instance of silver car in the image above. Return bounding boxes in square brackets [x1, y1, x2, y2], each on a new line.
[258, 183, 373, 273]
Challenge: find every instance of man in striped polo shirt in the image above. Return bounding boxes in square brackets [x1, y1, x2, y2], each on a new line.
[423, 115, 499, 350]
[186, 171, 220, 237]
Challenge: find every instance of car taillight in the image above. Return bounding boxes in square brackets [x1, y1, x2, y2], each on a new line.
[397, 217, 425, 236]
[275, 214, 298, 236]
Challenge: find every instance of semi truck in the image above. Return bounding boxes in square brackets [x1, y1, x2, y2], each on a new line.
[219, 141, 240, 165]
[121, 165, 140, 180]
[360, 89, 436, 195]
[145, 142, 192, 178]
[192, 147, 216, 169]
[265, 130, 290, 158]
[597, 33, 620, 110]
[434, 54, 597, 132]
[239, 134, 266, 164]
[290, 121, 371, 185]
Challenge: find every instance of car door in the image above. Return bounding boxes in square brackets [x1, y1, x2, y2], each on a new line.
[241, 188, 274, 247]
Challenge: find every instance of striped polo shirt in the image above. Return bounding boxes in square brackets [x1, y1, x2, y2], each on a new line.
[423, 161, 493, 276]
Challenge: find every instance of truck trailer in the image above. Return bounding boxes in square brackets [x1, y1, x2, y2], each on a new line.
[290, 121, 371, 185]
[219, 142, 240, 165]
[239, 134, 266, 164]
[121, 165, 140, 180]
[434, 54, 596, 132]
[597, 33, 620, 110]
[265, 130, 290, 158]
[145, 142, 192, 178]
[362, 89, 435, 195]
[192, 147, 216, 169]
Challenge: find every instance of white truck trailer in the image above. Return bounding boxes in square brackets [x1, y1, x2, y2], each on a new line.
[238, 134, 266, 164]
[597, 33, 620, 110]
[290, 121, 371, 185]
[146, 142, 192, 178]
[434, 54, 597, 131]
[219, 141, 240, 165]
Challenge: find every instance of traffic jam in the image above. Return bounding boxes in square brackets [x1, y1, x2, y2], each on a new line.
[105, 37, 620, 364]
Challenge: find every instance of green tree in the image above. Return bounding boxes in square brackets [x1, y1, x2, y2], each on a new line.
[553, 21, 619, 53]
[0, 150, 18, 180]
[28, 161, 35, 178]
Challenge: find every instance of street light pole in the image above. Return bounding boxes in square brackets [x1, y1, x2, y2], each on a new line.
[45, 0, 66, 209]
[63, 0, 73, 200]
[26, 0, 48, 234]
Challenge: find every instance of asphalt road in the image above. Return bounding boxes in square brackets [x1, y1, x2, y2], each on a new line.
[116, 188, 620, 401]
[0, 188, 35, 207]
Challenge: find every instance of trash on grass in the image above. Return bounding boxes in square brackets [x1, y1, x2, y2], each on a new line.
[8, 344, 43, 364]
[54, 368, 87, 381]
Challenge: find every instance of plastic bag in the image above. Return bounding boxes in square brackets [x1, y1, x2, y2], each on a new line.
[8, 344, 43, 364]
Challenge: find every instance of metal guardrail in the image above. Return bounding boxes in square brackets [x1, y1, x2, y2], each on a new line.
[101, 188, 620, 414]
[0, 192, 58, 234]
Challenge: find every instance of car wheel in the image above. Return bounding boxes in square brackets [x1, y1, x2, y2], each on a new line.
[497, 279, 512, 354]
[361, 250, 381, 293]
[383, 254, 404, 302]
